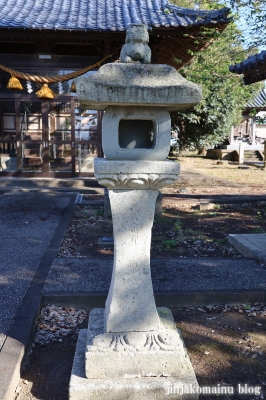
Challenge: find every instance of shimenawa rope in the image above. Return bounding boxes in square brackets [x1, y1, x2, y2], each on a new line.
[0, 54, 112, 84]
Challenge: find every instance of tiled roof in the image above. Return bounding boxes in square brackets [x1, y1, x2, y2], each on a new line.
[0, 0, 230, 31]
[229, 51, 266, 75]
[246, 88, 266, 109]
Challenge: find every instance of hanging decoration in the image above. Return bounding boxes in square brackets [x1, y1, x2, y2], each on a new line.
[1, 54, 112, 98]
[35, 84, 55, 99]
[7, 75, 23, 90]
[70, 81, 76, 93]
[26, 80, 33, 93]
[58, 82, 64, 95]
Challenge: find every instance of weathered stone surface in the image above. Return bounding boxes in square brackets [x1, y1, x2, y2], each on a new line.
[69, 309, 199, 399]
[105, 189, 160, 333]
[86, 308, 192, 379]
[120, 23, 151, 64]
[238, 142, 244, 165]
[102, 106, 171, 160]
[199, 202, 216, 211]
[71, 22, 200, 400]
[75, 63, 201, 111]
[94, 159, 180, 189]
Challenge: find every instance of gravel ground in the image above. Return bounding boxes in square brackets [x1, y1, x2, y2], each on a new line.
[44, 257, 266, 292]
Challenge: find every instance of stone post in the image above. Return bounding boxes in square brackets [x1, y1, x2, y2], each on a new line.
[239, 141, 245, 165]
[70, 23, 202, 400]
[106, 189, 160, 332]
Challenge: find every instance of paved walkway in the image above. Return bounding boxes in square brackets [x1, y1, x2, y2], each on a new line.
[0, 190, 73, 350]
[228, 234, 266, 264]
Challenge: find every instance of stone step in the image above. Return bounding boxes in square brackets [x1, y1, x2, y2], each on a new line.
[244, 150, 263, 162]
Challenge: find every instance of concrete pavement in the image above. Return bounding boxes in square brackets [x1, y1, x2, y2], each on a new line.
[0, 190, 75, 351]
[0, 190, 76, 400]
[228, 234, 266, 264]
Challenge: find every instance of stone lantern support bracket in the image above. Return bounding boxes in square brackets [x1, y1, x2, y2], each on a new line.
[94, 158, 180, 189]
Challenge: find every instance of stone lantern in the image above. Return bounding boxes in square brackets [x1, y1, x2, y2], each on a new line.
[70, 23, 202, 400]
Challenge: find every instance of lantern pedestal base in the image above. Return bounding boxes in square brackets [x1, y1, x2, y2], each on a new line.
[69, 308, 199, 400]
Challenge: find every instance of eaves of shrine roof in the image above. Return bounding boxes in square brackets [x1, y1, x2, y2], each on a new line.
[229, 51, 266, 85]
[0, 0, 230, 31]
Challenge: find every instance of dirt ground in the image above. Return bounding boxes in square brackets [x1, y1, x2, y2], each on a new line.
[14, 156, 266, 400]
[58, 155, 266, 259]
[172, 155, 266, 191]
[58, 199, 266, 259]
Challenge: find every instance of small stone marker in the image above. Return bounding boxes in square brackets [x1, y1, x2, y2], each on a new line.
[238, 141, 245, 165]
[71, 23, 201, 400]
[199, 201, 216, 210]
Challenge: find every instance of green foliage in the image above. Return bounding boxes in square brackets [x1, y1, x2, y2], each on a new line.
[208, 212, 218, 217]
[250, 227, 265, 233]
[256, 211, 262, 220]
[94, 208, 104, 217]
[216, 238, 228, 246]
[168, 0, 225, 10]
[163, 239, 178, 249]
[256, 114, 266, 125]
[174, 220, 182, 231]
[170, 0, 266, 49]
[171, 22, 262, 151]
[229, 0, 266, 49]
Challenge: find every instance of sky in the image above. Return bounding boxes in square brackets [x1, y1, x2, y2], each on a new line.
[224, 1, 266, 52]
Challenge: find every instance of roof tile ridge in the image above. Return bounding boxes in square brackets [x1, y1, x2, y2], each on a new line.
[165, 1, 230, 19]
